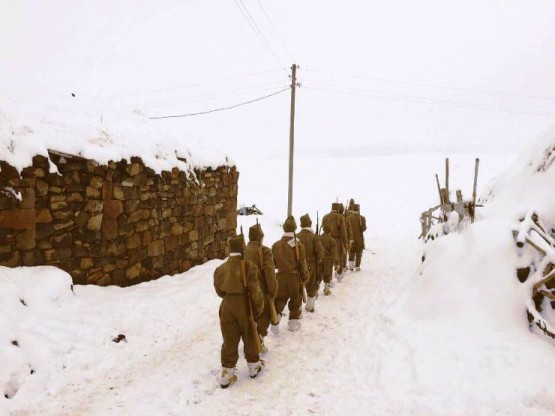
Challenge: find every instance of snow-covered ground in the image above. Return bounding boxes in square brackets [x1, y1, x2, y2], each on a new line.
[3, 150, 555, 415]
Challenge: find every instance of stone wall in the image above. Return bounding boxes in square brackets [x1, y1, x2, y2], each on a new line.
[0, 151, 238, 286]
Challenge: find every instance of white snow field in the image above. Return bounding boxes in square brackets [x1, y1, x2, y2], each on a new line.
[3, 146, 555, 415]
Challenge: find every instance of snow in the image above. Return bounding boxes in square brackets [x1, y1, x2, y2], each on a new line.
[0, 96, 232, 174]
[2, 135, 555, 414]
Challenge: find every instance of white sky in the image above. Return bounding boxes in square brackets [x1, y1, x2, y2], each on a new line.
[2, 0, 555, 157]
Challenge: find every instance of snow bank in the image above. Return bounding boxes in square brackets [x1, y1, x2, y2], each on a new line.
[0, 267, 74, 400]
[0, 96, 232, 174]
[387, 124, 555, 409]
[394, 123, 555, 330]
[0, 261, 222, 413]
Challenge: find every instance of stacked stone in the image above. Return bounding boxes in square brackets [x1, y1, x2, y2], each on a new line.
[0, 152, 238, 286]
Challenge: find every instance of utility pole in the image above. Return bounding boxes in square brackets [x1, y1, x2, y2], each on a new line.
[287, 64, 297, 217]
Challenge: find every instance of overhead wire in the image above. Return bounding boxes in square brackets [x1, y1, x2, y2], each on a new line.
[302, 83, 555, 118]
[303, 68, 555, 103]
[95, 69, 286, 100]
[233, 0, 283, 65]
[148, 86, 290, 119]
[135, 80, 287, 109]
[255, 0, 295, 62]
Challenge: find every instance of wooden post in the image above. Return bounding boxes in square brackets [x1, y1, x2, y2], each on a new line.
[445, 158, 450, 203]
[287, 64, 297, 217]
[471, 158, 480, 223]
[435, 174, 443, 205]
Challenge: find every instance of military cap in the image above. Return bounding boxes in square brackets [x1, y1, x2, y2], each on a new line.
[300, 213, 312, 228]
[338, 203, 345, 214]
[228, 234, 244, 253]
[331, 202, 340, 211]
[283, 216, 297, 232]
[354, 204, 360, 212]
[248, 223, 264, 241]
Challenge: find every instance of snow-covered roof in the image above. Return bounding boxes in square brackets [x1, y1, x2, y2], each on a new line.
[0, 96, 233, 174]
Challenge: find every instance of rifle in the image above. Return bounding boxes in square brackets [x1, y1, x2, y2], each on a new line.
[240, 226, 262, 354]
[256, 219, 279, 325]
[293, 229, 308, 303]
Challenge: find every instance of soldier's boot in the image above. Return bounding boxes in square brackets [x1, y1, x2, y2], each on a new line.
[336, 272, 344, 283]
[355, 266, 361, 272]
[248, 360, 264, 379]
[259, 335, 268, 354]
[270, 323, 280, 335]
[288, 319, 301, 332]
[305, 296, 316, 313]
[220, 367, 238, 389]
[348, 260, 355, 271]
[323, 283, 331, 296]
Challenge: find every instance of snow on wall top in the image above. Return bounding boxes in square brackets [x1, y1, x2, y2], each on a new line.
[0, 96, 233, 174]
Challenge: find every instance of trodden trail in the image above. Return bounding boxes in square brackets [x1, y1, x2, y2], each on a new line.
[24, 237, 419, 416]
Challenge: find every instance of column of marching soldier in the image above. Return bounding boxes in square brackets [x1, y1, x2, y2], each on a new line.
[213, 199, 367, 388]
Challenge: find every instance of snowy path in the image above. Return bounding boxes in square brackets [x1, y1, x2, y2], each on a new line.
[8, 234, 555, 415]
[20, 237, 419, 416]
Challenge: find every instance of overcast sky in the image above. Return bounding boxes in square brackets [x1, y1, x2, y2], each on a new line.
[2, 0, 555, 157]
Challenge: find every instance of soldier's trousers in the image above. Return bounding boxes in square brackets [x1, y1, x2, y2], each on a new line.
[321, 258, 334, 284]
[348, 239, 364, 267]
[333, 237, 346, 274]
[219, 295, 259, 368]
[257, 294, 272, 337]
[305, 261, 319, 298]
[275, 272, 303, 319]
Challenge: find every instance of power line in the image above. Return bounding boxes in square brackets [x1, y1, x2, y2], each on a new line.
[95, 69, 285, 100]
[149, 87, 290, 119]
[303, 85, 555, 118]
[304, 68, 555, 103]
[233, 0, 283, 65]
[136, 81, 287, 109]
[256, 0, 295, 62]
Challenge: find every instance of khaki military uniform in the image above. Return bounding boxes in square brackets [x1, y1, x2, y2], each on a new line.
[322, 207, 347, 275]
[214, 256, 264, 368]
[272, 236, 309, 320]
[244, 241, 277, 337]
[319, 231, 339, 284]
[297, 228, 324, 298]
[347, 212, 367, 267]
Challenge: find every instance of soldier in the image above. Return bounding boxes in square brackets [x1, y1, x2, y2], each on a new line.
[244, 223, 277, 353]
[345, 202, 356, 270]
[322, 203, 347, 282]
[347, 203, 367, 271]
[319, 224, 339, 295]
[214, 234, 264, 388]
[297, 214, 324, 313]
[339, 203, 352, 274]
[271, 216, 309, 332]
